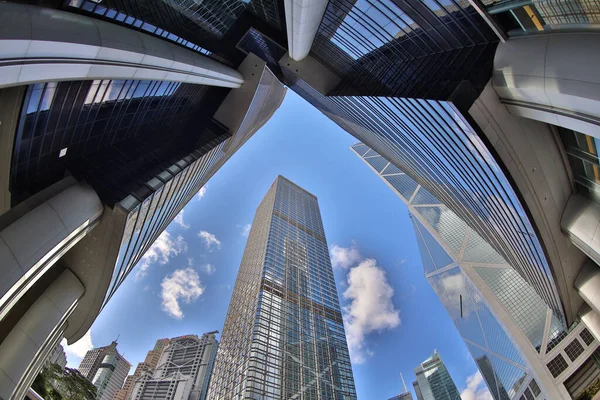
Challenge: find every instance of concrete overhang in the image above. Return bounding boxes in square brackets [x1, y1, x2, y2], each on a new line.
[0, 3, 244, 89]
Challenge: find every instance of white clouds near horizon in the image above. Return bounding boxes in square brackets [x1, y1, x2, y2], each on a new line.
[161, 268, 204, 319]
[61, 330, 93, 368]
[461, 371, 493, 400]
[331, 243, 400, 364]
[135, 231, 188, 280]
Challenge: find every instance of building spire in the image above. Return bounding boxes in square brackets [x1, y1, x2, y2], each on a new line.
[401, 372, 407, 393]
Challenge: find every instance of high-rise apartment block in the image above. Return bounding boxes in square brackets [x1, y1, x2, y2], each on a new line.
[353, 143, 600, 399]
[413, 351, 460, 400]
[2, 0, 600, 397]
[130, 332, 218, 400]
[208, 176, 356, 399]
[114, 338, 171, 400]
[78, 341, 131, 400]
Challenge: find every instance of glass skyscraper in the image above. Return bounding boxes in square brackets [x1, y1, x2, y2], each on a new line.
[352, 143, 600, 399]
[208, 176, 356, 399]
[413, 350, 460, 400]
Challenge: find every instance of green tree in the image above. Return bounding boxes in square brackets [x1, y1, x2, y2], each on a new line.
[32, 364, 63, 400]
[59, 368, 97, 400]
[32, 364, 97, 400]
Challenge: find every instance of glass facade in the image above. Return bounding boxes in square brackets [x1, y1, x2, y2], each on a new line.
[351, 143, 575, 399]
[208, 176, 356, 399]
[414, 350, 461, 400]
[12, 78, 229, 206]
[286, 79, 565, 323]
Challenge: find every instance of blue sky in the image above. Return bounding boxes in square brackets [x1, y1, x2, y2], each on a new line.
[63, 90, 491, 400]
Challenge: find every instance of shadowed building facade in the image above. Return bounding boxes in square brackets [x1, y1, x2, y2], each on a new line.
[208, 176, 356, 399]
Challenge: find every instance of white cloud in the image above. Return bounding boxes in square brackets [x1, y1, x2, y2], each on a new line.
[161, 268, 204, 319]
[461, 371, 493, 400]
[343, 259, 400, 364]
[135, 232, 188, 280]
[240, 224, 251, 237]
[198, 230, 221, 250]
[173, 210, 190, 229]
[330, 243, 362, 269]
[196, 186, 207, 200]
[61, 330, 93, 368]
[200, 263, 216, 275]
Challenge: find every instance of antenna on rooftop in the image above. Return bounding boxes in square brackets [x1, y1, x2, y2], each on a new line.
[401, 372, 408, 393]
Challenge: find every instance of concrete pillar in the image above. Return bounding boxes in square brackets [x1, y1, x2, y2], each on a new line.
[0, 182, 102, 323]
[575, 260, 600, 316]
[284, 0, 328, 61]
[0, 3, 244, 89]
[561, 194, 600, 268]
[580, 304, 600, 342]
[0, 269, 84, 400]
[493, 32, 600, 138]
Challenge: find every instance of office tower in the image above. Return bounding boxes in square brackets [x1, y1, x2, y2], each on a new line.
[2, 0, 600, 397]
[78, 341, 131, 400]
[208, 176, 356, 399]
[114, 338, 171, 400]
[413, 350, 460, 400]
[46, 343, 68, 370]
[352, 143, 600, 399]
[131, 332, 218, 400]
[413, 381, 424, 400]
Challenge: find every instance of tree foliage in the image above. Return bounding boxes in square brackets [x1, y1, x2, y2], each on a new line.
[32, 364, 97, 400]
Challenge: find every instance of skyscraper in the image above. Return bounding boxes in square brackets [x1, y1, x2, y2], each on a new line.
[413, 350, 460, 400]
[114, 338, 171, 400]
[131, 332, 218, 400]
[2, 0, 600, 397]
[352, 142, 600, 399]
[208, 176, 356, 399]
[78, 341, 131, 400]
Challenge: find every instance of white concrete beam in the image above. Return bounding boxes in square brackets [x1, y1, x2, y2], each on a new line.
[575, 260, 600, 316]
[0, 182, 102, 324]
[0, 3, 244, 89]
[493, 33, 600, 138]
[284, 0, 328, 61]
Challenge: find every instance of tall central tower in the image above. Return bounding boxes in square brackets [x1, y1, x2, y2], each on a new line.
[208, 176, 356, 399]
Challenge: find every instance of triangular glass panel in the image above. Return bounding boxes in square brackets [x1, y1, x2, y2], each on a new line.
[381, 162, 403, 175]
[384, 174, 419, 201]
[365, 155, 389, 173]
[476, 301, 525, 366]
[412, 217, 437, 275]
[413, 218, 454, 269]
[463, 231, 506, 265]
[427, 267, 488, 347]
[351, 143, 370, 156]
[489, 354, 528, 398]
[412, 187, 441, 205]
[473, 351, 506, 400]
[414, 206, 467, 255]
[473, 266, 548, 352]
